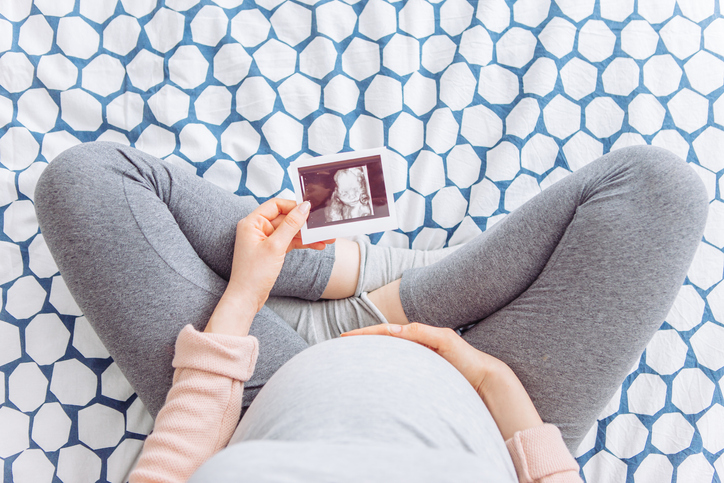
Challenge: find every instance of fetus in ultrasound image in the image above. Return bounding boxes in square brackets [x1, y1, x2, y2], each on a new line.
[324, 167, 374, 222]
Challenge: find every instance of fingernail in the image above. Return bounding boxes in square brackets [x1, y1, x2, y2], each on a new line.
[388, 324, 402, 333]
[299, 201, 310, 214]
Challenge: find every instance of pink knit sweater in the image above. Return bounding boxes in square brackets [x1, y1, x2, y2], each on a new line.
[129, 325, 583, 483]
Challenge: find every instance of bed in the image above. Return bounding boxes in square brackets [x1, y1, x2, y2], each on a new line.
[1, 0, 723, 481]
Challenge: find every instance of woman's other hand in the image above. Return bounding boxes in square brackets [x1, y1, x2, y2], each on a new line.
[205, 199, 332, 337]
[342, 323, 544, 440]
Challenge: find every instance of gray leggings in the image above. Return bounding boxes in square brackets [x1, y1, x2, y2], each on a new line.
[35, 143, 707, 450]
[35, 142, 335, 418]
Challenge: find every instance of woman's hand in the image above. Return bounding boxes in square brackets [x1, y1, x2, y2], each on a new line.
[228, 198, 330, 308]
[342, 323, 544, 440]
[343, 323, 501, 396]
[205, 199, 333, 337]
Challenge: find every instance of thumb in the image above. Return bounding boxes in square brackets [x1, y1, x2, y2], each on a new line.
[268, 201, 310, 248]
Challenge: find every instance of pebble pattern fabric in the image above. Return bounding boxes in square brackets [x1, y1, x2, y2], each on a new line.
[0, 0, 723, 481]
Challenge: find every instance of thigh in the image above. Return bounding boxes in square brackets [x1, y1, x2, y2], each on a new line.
[402, 147, 705, 329]
[461, 147, 708, 449]
[35, 142, 314, 416]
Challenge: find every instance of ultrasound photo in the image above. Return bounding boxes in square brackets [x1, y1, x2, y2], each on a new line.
[289, 149, 398, 244]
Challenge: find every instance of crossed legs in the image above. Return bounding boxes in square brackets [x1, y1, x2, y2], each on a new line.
[36, 142, 707, 452]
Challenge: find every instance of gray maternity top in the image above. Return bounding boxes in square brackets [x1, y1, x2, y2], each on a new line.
[189, 335, 518, 483]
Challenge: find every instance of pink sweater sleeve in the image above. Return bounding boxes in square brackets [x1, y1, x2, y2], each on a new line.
[129, 325, 259, 483]
[505, 424, 583, 483]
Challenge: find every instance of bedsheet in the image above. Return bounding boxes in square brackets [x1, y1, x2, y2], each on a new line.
[0, 0, 723, 481]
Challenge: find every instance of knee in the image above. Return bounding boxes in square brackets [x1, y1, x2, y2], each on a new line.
[612, 145, 709, 228]
[36, 143, 88, 214]
[35, 142, 126, 224]
[43, 140, 125, 178]
[37, 140, 129, 189]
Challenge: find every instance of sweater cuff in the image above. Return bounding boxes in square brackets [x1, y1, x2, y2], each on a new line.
[505, 424, 580, 482]
[172, 325, 259, 382]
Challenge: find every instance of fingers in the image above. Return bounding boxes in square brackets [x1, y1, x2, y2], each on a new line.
[242, 198, 334, 252]
[287, 239, 325, 253]
[289, 237, 335, 250]
[343, 323, 458, 353]
[267, 201, 310, 251]
[341, 324, 391, 337]
[301, 241, 331, 251]
[255, 198, 298, 222]
[394, 323, 458, 352]
[242, 199, 294, 235]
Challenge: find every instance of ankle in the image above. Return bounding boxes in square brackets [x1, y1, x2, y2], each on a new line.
[321, 239, 361, 299]
[367, 279, 410, 325]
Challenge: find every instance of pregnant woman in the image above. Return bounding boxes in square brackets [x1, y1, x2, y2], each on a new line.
[34, 142, 707, 482]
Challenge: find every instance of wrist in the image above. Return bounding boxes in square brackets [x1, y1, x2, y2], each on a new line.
[479, 364, 544, 441]
[204, 289, 259, 337]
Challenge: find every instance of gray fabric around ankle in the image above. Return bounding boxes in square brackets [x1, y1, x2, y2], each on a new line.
[265, 240, 460, 345]
[355, 239, 462, 296]
[264, 294, 386, 345]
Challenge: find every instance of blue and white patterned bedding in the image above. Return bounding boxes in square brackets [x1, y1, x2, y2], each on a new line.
[1, 0, 723, 481]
